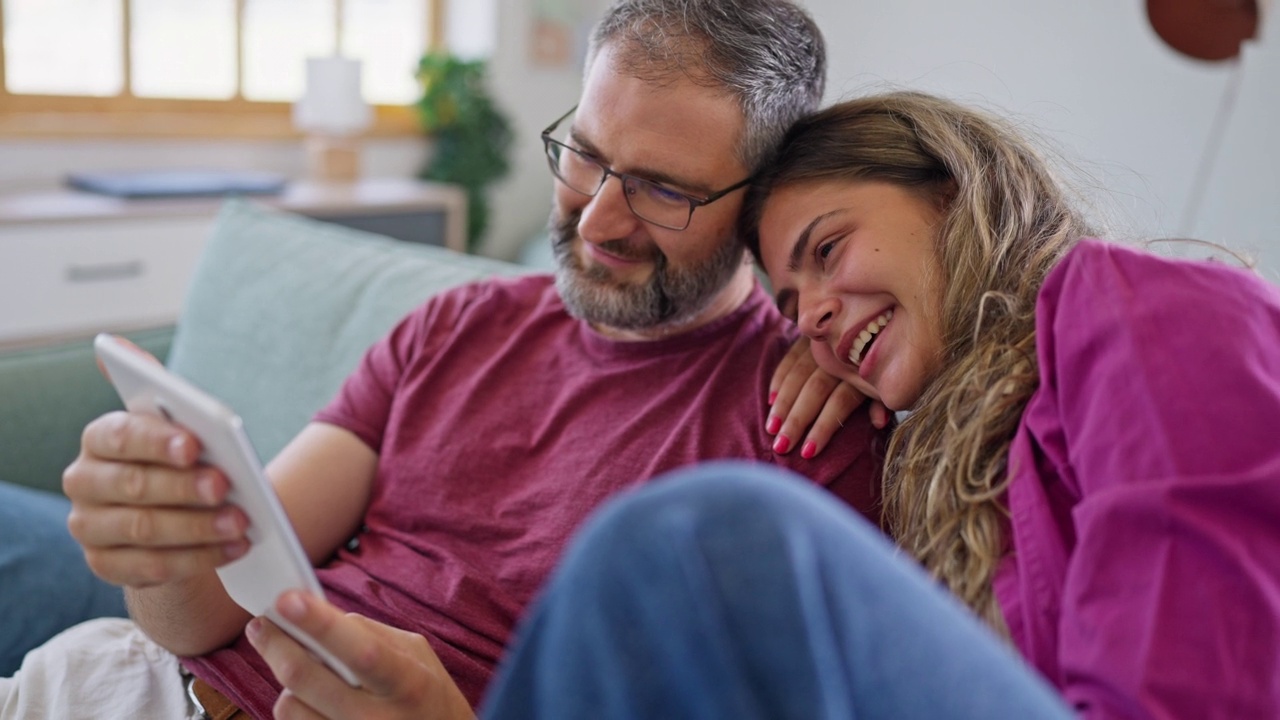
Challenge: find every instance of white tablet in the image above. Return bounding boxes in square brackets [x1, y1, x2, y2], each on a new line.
[94, 333, 360, 686]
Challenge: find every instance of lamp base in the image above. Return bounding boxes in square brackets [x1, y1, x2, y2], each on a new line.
[304, 135, 362, 183]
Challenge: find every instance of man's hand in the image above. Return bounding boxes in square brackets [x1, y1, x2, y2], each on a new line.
[247, 591, 475, 720]
[766, 337, 890, 457]
[62, 408, 250, 588]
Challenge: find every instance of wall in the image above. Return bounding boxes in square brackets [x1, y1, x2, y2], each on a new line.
[0, 137, 425, 194]
[805, 0, 1279, 278]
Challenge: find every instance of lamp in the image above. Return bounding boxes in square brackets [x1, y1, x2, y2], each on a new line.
[293, 56, 373, 183]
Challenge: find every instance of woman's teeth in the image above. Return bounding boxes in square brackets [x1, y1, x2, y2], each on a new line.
[849, 309, 893, 367]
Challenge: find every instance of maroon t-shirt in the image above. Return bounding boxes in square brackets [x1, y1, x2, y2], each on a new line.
[186, 274, 882, 715]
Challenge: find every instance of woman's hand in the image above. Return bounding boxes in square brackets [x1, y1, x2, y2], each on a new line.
[766, 338, 890, 457]
[247, 591, 475, 720]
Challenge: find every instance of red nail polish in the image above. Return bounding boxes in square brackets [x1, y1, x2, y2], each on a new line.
[773, 435, 790, 453]
[768, 390, 778, 405]
[801, 441, 816, 459]
[766, 415, 782, 434]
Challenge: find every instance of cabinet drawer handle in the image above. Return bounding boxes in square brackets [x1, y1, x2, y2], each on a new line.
[65, 260, 145, 283]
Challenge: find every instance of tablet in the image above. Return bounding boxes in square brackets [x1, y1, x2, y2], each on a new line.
[93, 333, 360, 686]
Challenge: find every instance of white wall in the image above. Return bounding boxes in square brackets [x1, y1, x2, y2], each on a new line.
[0, 136, 426, 195]
[805, 0, 1279, 278]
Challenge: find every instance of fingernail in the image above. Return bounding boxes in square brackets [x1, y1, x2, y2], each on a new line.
[801, 441, 816, 459]
[196, 473, 218, 505]
[280, 591, 307, 621]
[768, 390, 778, 406]
[224, 541, 249, 561]
[766, 415, 782, 435]
[245, 617, 263, 643]
[168, 435, 188, 463]
[773, 435, 790, 454]
[215, 510, 241, 537]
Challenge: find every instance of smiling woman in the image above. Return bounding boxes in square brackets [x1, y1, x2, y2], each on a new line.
[0, 0, 440, 138]
[757, 180, 947, 412]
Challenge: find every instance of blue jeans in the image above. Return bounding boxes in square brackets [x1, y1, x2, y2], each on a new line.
[482, 462, 1073, 719]
[0, 483, 127, 676]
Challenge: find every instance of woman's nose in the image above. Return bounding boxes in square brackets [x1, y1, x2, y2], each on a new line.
[797, 295, 838, 340]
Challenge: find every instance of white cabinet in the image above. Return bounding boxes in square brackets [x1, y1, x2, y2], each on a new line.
[0, 215, 211, 346]
[0, 178, 466, 348]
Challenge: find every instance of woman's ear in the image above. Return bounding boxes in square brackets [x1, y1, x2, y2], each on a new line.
[931, 179, 959, 216]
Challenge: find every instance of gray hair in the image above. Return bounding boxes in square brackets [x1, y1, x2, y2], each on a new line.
[587, 0, 826, 172]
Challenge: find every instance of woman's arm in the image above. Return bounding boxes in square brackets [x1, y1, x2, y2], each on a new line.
[1043, 243, 1280, 717]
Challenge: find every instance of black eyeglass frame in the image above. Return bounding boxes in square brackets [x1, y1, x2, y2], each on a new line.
[540, 106, 753, 231]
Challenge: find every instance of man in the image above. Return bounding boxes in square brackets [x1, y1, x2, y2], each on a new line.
[0, 1, 881, 717]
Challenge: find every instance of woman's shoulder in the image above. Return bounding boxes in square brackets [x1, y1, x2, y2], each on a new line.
[1042, 238, 1278, 316]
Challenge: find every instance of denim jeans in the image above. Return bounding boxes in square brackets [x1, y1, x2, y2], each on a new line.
[0, 483, 127, 676]
[482, 461, 1073, 719]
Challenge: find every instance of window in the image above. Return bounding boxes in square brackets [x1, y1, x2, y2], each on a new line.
[0, 0, 442, 138]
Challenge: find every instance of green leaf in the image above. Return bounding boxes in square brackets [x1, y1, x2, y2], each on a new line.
[415, 52, 514, 253]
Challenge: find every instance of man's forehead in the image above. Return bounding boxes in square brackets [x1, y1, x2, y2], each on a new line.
[573, 52, 748, 186]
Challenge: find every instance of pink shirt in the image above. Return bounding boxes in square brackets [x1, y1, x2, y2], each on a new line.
[997, 241, 1280, 718]
[186, 274, 883, 716]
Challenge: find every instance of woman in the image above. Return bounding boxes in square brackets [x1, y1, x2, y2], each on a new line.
[475, 92, 1280, 718]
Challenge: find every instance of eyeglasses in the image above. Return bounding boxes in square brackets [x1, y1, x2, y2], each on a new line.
[540, 106, 752, 231]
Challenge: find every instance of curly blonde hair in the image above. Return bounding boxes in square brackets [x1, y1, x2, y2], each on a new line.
[744, 91, 1094, 629]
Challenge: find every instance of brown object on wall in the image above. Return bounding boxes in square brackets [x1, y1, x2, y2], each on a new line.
[1146, 0, 1261, 61]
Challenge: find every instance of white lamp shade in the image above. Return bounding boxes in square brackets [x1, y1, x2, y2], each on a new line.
[293, 56, 373, 135]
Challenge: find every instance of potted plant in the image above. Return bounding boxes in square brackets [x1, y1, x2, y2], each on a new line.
[415, 52, 514, 254]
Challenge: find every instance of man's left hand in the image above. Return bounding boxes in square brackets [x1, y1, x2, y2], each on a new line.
[247, 591, 475, 720]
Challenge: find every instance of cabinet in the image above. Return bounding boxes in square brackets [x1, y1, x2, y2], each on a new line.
[0, 178, 466, 348]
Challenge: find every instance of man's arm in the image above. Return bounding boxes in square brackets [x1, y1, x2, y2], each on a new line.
[65, 416, 377, 656]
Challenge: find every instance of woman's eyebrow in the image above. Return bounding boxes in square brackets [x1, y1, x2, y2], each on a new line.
[788, 210, 843, 272]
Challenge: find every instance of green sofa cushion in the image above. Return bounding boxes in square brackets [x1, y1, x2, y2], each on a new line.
[167, 199, 528, 464]
[0, 327, 174, 495]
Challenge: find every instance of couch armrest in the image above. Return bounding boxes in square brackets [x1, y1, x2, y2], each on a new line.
[0, 327, 175, 496]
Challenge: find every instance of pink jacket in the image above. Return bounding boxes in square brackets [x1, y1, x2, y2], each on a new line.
[996, 241, 1280, 719]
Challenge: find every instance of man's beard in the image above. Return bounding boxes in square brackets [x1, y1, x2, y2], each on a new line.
[550, 209, 744, 332]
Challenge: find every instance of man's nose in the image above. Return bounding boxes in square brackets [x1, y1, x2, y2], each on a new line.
[577, 176, 642, 243]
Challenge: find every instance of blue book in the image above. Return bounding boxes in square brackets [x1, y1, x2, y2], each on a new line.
[66, 169, 287, 199]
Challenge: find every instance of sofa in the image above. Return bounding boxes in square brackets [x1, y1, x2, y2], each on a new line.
[0, 199, 530, 499]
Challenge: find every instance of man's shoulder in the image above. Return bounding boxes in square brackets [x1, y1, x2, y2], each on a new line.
[457, 271, 556, 301]
[420, 272, 558, 315]
[738, 283, 801, 359]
